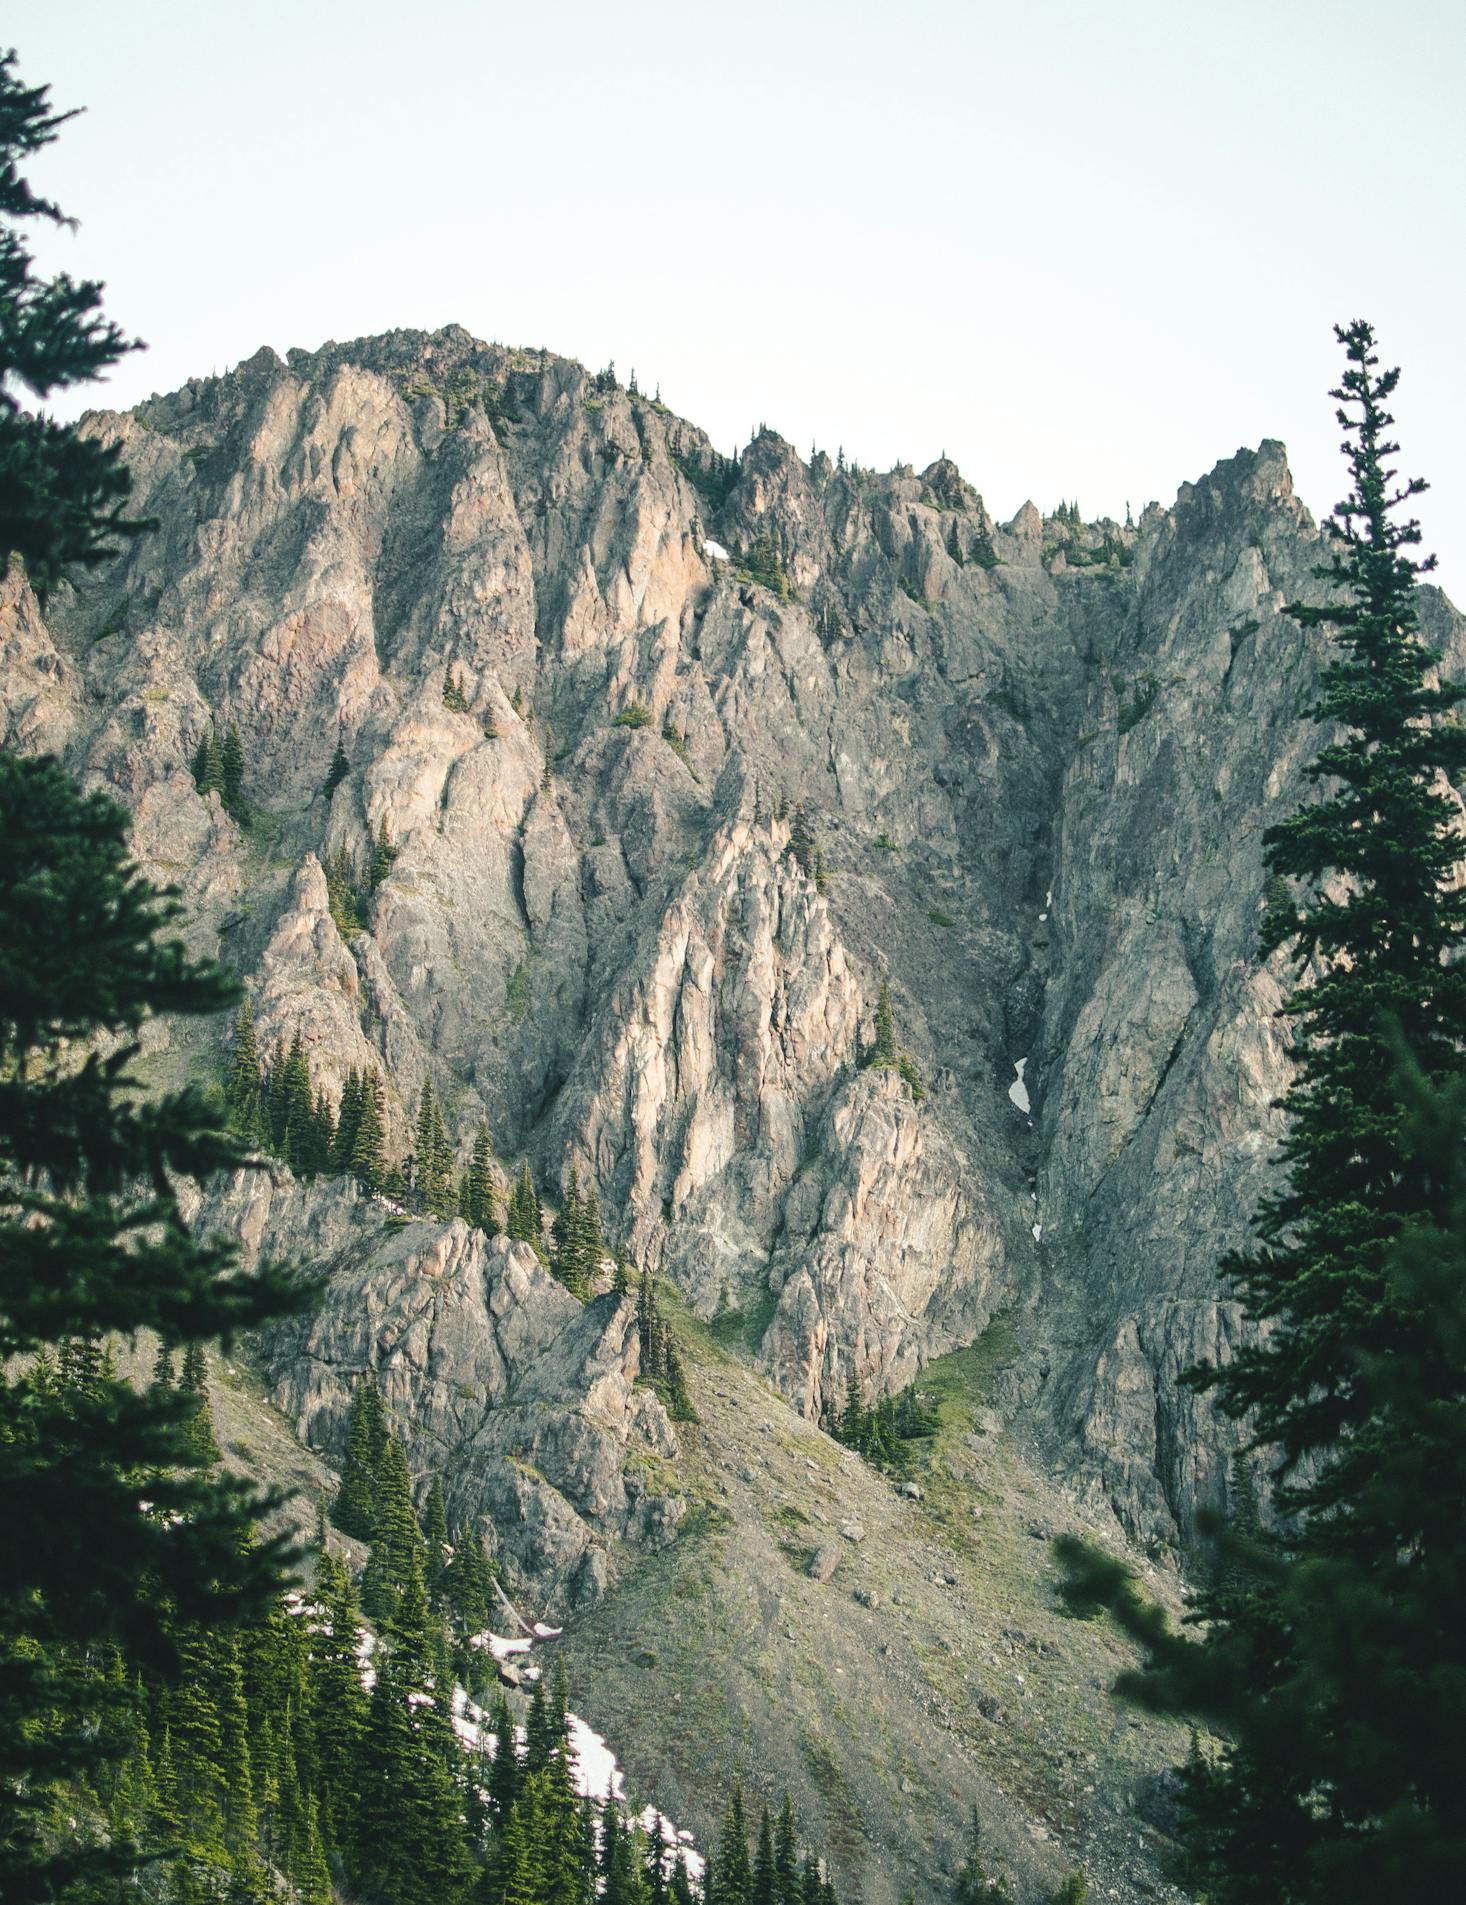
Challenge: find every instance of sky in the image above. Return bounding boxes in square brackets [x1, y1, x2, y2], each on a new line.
[14, 0, 1466, 595]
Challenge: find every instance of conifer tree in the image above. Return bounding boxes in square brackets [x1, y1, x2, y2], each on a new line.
[0, 749, 311, 1901]
[487, 1689, 522, 1828]
[369, 815, 397, 891]
[788, 804, 814, 875]
[752, 1807, 776, 1905]
[508, 1161, 544, 1251]
[303, 1554, 368, 1848]
[350, 1637, 472, 1905]
[1057, 324, 1466, 1903]
[0, 49, 148, 592]
[350, 1072, 387, 1194]
[360, 1433, 425, 1626]
[331, 1375, 386, 1541]
[333, 1068, 364, 1174]
[179, 1340, 221, 1466]
[219, 723, 245, 820]
[552, 1169, 585, 1294]
[464, 1120, 497, 1233]
[193, 725, 225, 799]
[773, 1796, 800, 1905]
[323, 733, 350, 800]
[224, 998, 263, 1139]
[873, 978, 897, 1065]
[422, 1474, 450, 1599]
[710, 1785, 752, 1905]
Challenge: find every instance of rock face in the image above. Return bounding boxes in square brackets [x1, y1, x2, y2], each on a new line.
[8, 327, 1465, 1562]
[196, 1168, 680, 1610]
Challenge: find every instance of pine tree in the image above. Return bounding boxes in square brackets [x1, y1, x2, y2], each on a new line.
[709, 1785, 751, 1905]
[752, 1807, 776, 1905]
[350, 1638, 472, 1905]
[0, 749, 310, 1902]
[369, 815, 397, 890]
[954, 1807, 1012, 1902]
[464, 1121, 497, 1233]
[773, 1796, 800, 1905]
[873, 978, 897, 1065]
[323, 733, 350, 800]
[192, 724, 223, 799]
[212, 1631, 260, 1874]
[333, 1069, 364, 1174]
[422, 1475, 450, 1601]
[224, 999, 263, 1139]
[0, 56, 146, 591]
[360, 1434, 425, 1625]
[552, 1170, 585, 1293]
[1057, 324, 1466, 1903]
[219, 723, 245, 820]
[788, 804, 814, 875]
[415, 1078, 445, 1214]
[487, 1689, 522, 1827]
[303, 1554, 368, 1849]
[332, 1377, 385, 1541]
[179, 1341, 221, 1466]
[507, 1161, 544, 1250]
[351, 1072, 387, 1194]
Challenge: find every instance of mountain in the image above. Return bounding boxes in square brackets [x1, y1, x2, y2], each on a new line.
[6, 324, 1461, 1900]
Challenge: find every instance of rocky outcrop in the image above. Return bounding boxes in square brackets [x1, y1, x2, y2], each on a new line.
[198, 1169, 680, 1610]
[9, 331, 1465, 1558]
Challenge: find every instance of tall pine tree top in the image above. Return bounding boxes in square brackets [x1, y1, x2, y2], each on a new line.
[0, 52, 149, 590]
[1196, 320, 1466, 1495]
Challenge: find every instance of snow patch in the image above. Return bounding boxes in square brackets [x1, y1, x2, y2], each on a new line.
[471, 1631, 535, 1660]
[1031, 1223, 1043, 1243]
[704, 538, 730, 561]
[1008, 1058, 1031, 1115]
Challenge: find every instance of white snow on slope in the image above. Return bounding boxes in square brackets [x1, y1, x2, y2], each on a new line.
[703, 538, 730, 561]
[1008, 1057, 1031, 1114]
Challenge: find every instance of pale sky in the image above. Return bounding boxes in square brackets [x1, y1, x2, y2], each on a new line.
[14, 0, 1466, 597]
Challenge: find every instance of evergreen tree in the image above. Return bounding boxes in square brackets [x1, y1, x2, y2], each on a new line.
[165, 1629, 229, 1862]
[773, 1796, 800, 1905]
[873, 979, 897, 1065]
[351, 1071, 387, 1194]
[350, 1638, 472, 1905]
[193, 725, 225, 799]
[360, 1434, 425, 1625]
[0, 50, 147, 592]
[788, 804, 814, 875]
[1056, 324, 1466, 1903]
[224, 999, 263, 1139]
[487, 1690, 522, 1828]
[369, 815, 397, 891]
[0, 745, 311, 1899]
[323, 733, 350, 800]
[507, 1161, 544, 1251]
[422, 1473, 451, 1599]
[219, 723, 245, 820]
[331, 1377, 386, 1541]
[954, 1807, 1011, 1903]
[751, 1807, 776, 1905]
[552, 1169, 585, 1294]
[710, 1786, 751, 1905]
[302, 1554, 368, 1849]
[179, 1340, 221, 1466]
[463, 1121, 497, 1233]
[332, 1068, 364, 1175]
